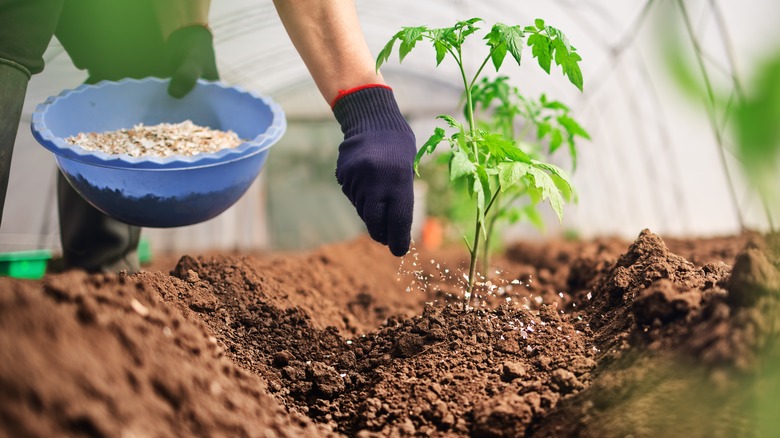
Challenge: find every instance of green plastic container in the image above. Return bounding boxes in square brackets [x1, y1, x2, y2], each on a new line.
[138, 238, 152, 265]
[0, 249, 53, 280]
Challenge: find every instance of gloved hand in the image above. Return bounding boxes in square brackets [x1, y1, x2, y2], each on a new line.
[164, 24, 219, 98]
[332, 85, 416, 256]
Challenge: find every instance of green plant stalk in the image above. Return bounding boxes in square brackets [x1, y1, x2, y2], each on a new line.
[425, 36, 491, 303]
[456, 45, 480, 305]
[480, 189, 526, 279]
[465, 209, 483, 307]
[466, 190, 500, 307]
[677, 0, 746, 230]
[458, 46, 499, 307]
[482, 196, 501, 278]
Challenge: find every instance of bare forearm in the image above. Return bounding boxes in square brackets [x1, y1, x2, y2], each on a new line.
[272, 0, 384, 104]
[154, 0, 211, 38]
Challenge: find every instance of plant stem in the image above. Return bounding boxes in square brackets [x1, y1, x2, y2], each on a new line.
[465, 209, 482, 309]
[466, 189, 501, 308]
[457, 49, 501, 308]
[481, 193, 503, 279]
[677, 0, 746, 231]
[455, 47, 483, 309]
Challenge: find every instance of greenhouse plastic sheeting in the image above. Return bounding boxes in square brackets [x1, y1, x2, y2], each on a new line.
[3, 0, 779, 253]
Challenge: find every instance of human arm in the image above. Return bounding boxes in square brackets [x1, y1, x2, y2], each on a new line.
[272, 0, 416, 256]
[272, 0, 383, 104]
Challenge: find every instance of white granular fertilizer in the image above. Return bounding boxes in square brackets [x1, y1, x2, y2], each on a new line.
[65, 120, 244, 158]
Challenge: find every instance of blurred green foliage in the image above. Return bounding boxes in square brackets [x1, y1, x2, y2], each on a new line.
[733, 54, 780, 196]
[663, 3, 780, 226]
[662, 5, 780, 434]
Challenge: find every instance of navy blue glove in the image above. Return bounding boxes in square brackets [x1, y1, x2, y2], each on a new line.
[332, 85, 416, 257]
[165, 24, 219, 98]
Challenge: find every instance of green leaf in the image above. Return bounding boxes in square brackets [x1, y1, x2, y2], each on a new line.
[399, 26, 426, 62]
[498, 161, 530, 190]
[502, 24, 525, 66]
[549, 129, 563, 153]
[376, 30, 403, 71]
[568, 139, 578, 171]
[471, 76, 511, 113]
[437, 114, 462, 130]
[528, 160, 575, 217]
[553, 38, 569, 66]
[485, 24, 524, 68]
[429, 28, 456, 66]
[527, 33, 552, 73]
[526, 167, 565, 221]
[434, 150, 452, 164]
[557, 115, 590, 140]
[527, 185, 542, 204]
[477, 166, 492, 203]
[466, 173, 476, 198]
[505, 207, 523, 225]
[551, 173, 575, 203]
[537, 120, 552, 140]
[531, 160, 571, 181]
[562, 55, 583, 91]
[432, 26, 458, 47]
[535, 18, 546, 30]
[414, 127, 445, 176]
[453, 18, 483, 45]
[544, 99, 569, 111]
[471, 175, 484, 212]
[482, 133, 531, 163]
[484, 26, 504, 69]
[491, 42, 508, 71]
[449, 149, 476, 181]
[545, 25, 571, 52]
[549, 34, 583, 91]
[525, 24, 582, 91]
[460, 17, 484, 27]
[455, 130, 469, 154]
[524, 204, 545, 230]
[434, 40, 448, 66]
[557, 115, 589, 170]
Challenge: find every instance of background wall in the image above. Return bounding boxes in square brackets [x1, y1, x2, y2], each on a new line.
[2, 0, 779, 254]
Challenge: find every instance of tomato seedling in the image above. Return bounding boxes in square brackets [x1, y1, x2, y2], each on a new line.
[470, 77, 590, 277]
[377, 18, 585, 307]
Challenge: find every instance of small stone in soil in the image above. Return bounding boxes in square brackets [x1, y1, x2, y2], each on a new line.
[501, 361, 527, 381]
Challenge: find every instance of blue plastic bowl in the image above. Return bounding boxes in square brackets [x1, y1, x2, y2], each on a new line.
[31, 78, 286, 227]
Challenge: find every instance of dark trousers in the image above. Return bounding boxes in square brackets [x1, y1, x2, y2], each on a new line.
[1, 0, 140, 272]
[0, 0, 146, 272]
[57, 172, 141, 272]
[0, 66, 141, 272]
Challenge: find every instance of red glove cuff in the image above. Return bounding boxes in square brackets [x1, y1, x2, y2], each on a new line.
[330, 84, 392, 109]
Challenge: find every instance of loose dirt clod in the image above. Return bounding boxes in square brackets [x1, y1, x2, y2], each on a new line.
[65, 120, 243, 158]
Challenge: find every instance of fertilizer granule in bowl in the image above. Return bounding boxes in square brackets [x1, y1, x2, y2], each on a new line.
[64, 120, 244, 158]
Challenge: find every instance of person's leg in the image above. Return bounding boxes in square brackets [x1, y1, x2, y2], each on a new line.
[0, 0, 64, 226]
[57, 172, 141, 273]
[0, 63, 28, 224]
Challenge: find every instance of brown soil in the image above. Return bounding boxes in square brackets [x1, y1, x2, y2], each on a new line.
[1, 230, 778, 437]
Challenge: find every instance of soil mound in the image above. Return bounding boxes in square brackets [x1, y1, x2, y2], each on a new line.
[0, 230, 777, 437]
[0, 272, 326, 437]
